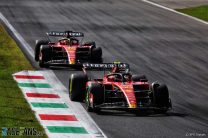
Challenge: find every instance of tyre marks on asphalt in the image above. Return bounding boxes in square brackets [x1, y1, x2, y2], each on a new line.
[13, 70, 102, 138]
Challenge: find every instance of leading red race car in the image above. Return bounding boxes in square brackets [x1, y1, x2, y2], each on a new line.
[35, 31, 103, 68]
[69, 63, 172, 113]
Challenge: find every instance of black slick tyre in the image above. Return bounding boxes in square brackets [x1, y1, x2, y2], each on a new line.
[86, 83, 104, 112]
[35, 40, 49, 61]
[153, 84, 170, 113]
[91, 47, 103, 63]
[39, 45, 51, 68]
[69, 74, 88, 102]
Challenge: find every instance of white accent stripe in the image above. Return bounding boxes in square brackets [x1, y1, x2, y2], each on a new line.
[21, 89, 55, 94]
[14, 71, 43, 76]
[37, 110, 74, 115]
[13, 79, 47, 83]
[142, 0, 208, 25]
[25, 98, 63, 103]
[40, 121, 83, 127]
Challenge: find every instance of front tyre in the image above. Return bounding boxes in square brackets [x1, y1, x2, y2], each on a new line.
[69, 73, 88, 102]
[91, 47, 103, 63]
[86, 83, 104, 112]
[39, 45, 51, 68]
[153, 84, 170, 114]
[35, 40, 49, 61]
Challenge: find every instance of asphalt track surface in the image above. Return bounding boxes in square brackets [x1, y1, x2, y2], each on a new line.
[1, 0, 208, 137]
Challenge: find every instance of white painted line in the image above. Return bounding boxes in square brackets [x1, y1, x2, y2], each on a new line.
[14, 71, 43, 76]
[142, 0, 208, 25]
[0, 13, 34, 58]
[40, 121, 83, 127]
[14, 79, 47, 83]
[25, 98, 63, 103]
[37, 110, 74, 115]
[21, 89, 55, 94]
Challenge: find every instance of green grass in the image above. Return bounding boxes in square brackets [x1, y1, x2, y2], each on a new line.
[0, 25, 47, 137]
[176, 5, 208, 21]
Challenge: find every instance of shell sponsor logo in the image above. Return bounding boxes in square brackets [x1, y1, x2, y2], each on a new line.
[70, 60, 75, 64]
[129, 103, 137, 108]
[66, 47, 76, 51]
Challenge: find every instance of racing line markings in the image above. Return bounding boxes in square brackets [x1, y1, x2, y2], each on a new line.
[26, 93, 60, 98]
[18, 82, 52, 88]
[12, 71, 96, 137]
[39, 114, 78, 121]
[14, 74, 45, 79]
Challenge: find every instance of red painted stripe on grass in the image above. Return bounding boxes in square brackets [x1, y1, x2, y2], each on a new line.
[39, 114, 78, 121]
[26, 93, 60, 98]
[15, 75, 44, 79]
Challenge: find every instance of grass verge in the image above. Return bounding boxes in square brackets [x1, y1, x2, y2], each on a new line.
[0, 24, 47, 137]
[176, 5, 208, 21]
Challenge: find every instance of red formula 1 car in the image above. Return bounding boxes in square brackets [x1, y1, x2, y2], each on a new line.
[69, 63, 172, 113]
[35, 31, 102, 68]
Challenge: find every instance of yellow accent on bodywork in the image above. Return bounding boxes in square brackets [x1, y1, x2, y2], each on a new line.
[129, 103, 137, 108]
[70, 60, 75, 64]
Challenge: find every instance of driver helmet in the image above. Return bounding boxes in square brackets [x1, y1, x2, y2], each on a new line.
[124, 74, 132, 82]
[60, 39, 70, 45]
[70, 38, 79, 45]
[108, 75, 115, 82]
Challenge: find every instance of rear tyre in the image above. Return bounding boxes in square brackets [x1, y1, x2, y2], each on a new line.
[153, 84, 170, 114]
[69, 74, 88, 102]
[35, 40, 49, 61]
[39, 45, 51, 68]
[86, 83, 104, 112]
[91, 47, 103, 63]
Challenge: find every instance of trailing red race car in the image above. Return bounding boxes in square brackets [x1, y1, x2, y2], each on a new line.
[69, 63, 172, 113]
[35, 31, 103, 68]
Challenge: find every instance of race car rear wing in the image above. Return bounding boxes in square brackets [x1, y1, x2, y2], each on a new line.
[83, 63, 130, 70]
[46, 31, 84, 37]
[82, 63, 130, 78]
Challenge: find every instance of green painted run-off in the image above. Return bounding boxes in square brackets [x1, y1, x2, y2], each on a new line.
[31, 102, 68, 108]
[47, 126, 88, 134]
[18, 83, 51, 88]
